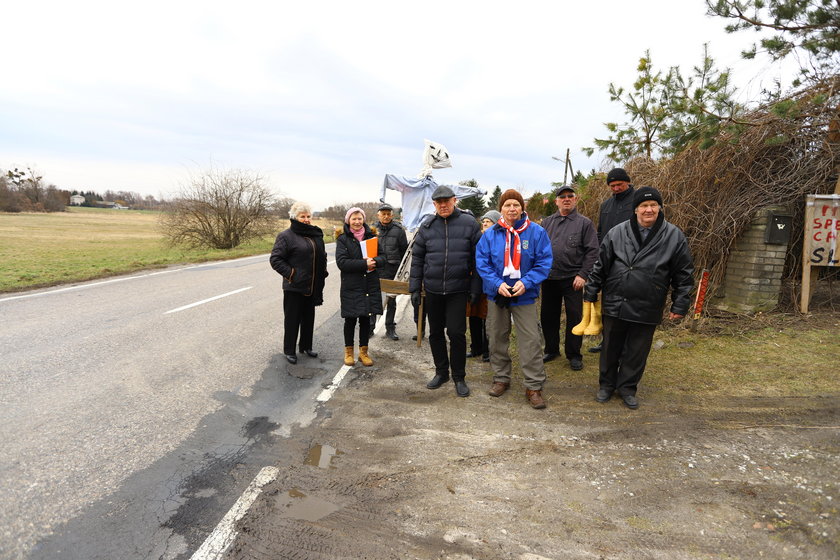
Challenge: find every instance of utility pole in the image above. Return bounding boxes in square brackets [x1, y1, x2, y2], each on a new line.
[551, 149, 575, 185]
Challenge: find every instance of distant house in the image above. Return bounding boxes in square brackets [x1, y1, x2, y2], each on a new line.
[70, 195, 85, 206]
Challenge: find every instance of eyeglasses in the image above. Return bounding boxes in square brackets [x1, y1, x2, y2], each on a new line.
[557, 194, 575, 199]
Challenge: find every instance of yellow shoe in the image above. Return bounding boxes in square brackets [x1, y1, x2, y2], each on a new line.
[572, 301, 592, 336]
[344, 346, 355, 366]
[584, 300, 602, 335]
[359, 346, 374, 367]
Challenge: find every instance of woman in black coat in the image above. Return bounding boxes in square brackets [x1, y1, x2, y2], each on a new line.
[269, 201, 328, 365]
[335, 207, 384, 367]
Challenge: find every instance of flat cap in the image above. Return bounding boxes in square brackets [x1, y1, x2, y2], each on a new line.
[555, 184, 576, 195]
[431, 185, 456, 200]
[378, 202, 393, 212]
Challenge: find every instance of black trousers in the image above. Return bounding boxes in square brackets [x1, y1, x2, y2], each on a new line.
[425, 292, 468, 380]
[540, 278, 583, 360]
[283, 291, 316, 355]
[343, 316, 371, 347]
[599, 315, 657, 396]
[468, 316, 488, 357]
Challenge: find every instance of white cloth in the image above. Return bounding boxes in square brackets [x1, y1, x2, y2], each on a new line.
[380, 174, 487, 232]
[418, 139, 452, 178]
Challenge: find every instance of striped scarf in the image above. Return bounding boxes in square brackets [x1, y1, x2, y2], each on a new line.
[499, 214, 530, 279]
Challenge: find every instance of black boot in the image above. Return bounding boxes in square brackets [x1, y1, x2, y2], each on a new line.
[385, 324, 399, 340]
[426, 373, 449, 389]
[454, 378, 470, 397]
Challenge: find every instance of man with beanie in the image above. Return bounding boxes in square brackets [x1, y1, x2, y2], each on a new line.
[409, 185, 483, 397]
[589, 167, 636, 353]
[583, 186, 694, 409]
[540, 185, 599, 369]
[373, 203, 408, 340]
[476, 189, 553, 408]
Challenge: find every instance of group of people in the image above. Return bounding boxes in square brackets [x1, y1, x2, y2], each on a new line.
[270, 167, 694, 411]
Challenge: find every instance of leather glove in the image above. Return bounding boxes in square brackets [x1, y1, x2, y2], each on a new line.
[410, 291, 421, 308]
[469, 292, 481, 306]
[494, 295, 511, 308]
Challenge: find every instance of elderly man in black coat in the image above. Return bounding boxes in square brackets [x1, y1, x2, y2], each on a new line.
[584, 186, 694, 410]
[409, 185, 482, 397]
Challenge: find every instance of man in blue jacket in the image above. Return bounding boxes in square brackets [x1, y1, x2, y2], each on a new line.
[409, 186, 483, 397]
[476, 189, 553, 408]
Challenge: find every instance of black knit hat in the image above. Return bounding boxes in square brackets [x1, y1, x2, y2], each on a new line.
[633, 186, 663, 209]
[606, 167, 631, 185]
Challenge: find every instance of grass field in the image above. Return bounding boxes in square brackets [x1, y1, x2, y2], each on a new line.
[0, 207, 340, 293]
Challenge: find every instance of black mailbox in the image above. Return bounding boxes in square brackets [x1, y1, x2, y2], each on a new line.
[765, 213, 792, 245]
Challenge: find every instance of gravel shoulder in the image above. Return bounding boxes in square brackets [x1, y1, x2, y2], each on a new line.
[228, 317, 839, 560]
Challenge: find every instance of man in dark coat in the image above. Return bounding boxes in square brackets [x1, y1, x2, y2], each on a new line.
[584, 186, 694, 409]
[373, 203, 408, 340]
[589, 167, 636, 353]
[539, 185, 599, 370]
[409, 185, 482, 397]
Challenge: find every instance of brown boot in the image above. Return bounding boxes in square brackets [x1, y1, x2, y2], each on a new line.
[358, 346, 374, 367]
[344, 346, 355, 366]
[526, 389, 546, 409]
[488, 382, 510, 397]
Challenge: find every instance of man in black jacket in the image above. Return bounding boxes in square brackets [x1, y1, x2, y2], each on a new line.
[409, 185, 482, 397]
[589, 167, 636, 353]
[374, 203, 408, 340]
[584, 186, 694, 409]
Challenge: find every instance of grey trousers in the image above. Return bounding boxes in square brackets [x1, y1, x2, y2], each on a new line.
[487, 302, 546, 390]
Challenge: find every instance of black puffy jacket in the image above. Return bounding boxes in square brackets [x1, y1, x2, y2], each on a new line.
[584, 215, 694, 325]
[269, 219, 328, 303]
[409, 208, 482, 295]
[335, 223, 384, 319]
[375, 220, 408, 280]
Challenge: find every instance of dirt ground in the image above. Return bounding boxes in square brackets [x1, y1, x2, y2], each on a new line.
[228, 314, 839, 560]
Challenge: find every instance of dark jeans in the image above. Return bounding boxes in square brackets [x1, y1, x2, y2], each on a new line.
[425, 292, 468, 380]
[343, 316, 371, 347]
[540, 278, 583, 360]
[468, 316, 488, 357]
[599, 315, 657, 396]
[283, 291, 316, 355]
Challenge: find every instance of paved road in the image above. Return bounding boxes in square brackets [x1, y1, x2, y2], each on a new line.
[0, 247, 345, 559]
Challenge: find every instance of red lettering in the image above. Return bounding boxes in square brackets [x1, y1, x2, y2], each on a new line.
[826, 219, 834, 229]
[822, 205, 840, 217]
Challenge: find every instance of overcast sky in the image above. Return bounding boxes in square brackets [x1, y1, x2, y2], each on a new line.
[1, 1, 791, 209]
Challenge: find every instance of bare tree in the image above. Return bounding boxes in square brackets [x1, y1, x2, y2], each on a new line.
[160, 168, 279, 249]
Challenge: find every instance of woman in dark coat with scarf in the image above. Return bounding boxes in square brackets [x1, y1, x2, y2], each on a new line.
[269, 201, 328, 365]
[335, 207, 384, 367]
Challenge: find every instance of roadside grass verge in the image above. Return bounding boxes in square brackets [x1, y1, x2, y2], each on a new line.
[540, 314, 840, 400]
[0, 207, 340, 293]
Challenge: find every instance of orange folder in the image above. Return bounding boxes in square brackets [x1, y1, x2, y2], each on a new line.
[361, 237, 378, 259]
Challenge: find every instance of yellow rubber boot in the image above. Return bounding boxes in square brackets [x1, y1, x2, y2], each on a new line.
[584, 299, 603, 335]
[358, 346, 374, 367]
[344, 346, 355, 366]
[572, 301, 592, 336]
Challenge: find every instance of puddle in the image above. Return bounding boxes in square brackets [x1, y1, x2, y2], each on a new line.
[305, 444, 344, 469]
[274, 488, 340, 521]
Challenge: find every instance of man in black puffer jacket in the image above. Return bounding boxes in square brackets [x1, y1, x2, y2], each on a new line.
[409, 186, 482, 397]
[584, 186, 694, 410]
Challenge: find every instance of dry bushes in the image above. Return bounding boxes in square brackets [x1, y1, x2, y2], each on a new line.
[578, 78, 840, 311]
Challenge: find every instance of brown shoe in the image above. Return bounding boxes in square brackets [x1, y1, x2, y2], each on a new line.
[526, 389, 546, 409]
[488, 382, 510, 397]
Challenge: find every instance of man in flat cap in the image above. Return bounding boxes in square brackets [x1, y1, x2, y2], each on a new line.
[373, 203, 408, 340]
[409, 185, 482, 397]
[540, 185, 599, 370]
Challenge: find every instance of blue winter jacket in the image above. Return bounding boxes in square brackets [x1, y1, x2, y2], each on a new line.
[475, 216, 553, 306]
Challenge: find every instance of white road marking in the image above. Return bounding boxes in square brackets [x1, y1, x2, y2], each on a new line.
[316, 365, 352, 402]
[164, 287, 252, 314]
[190, 466, 280, 560]
[0, 254, 268, 304]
